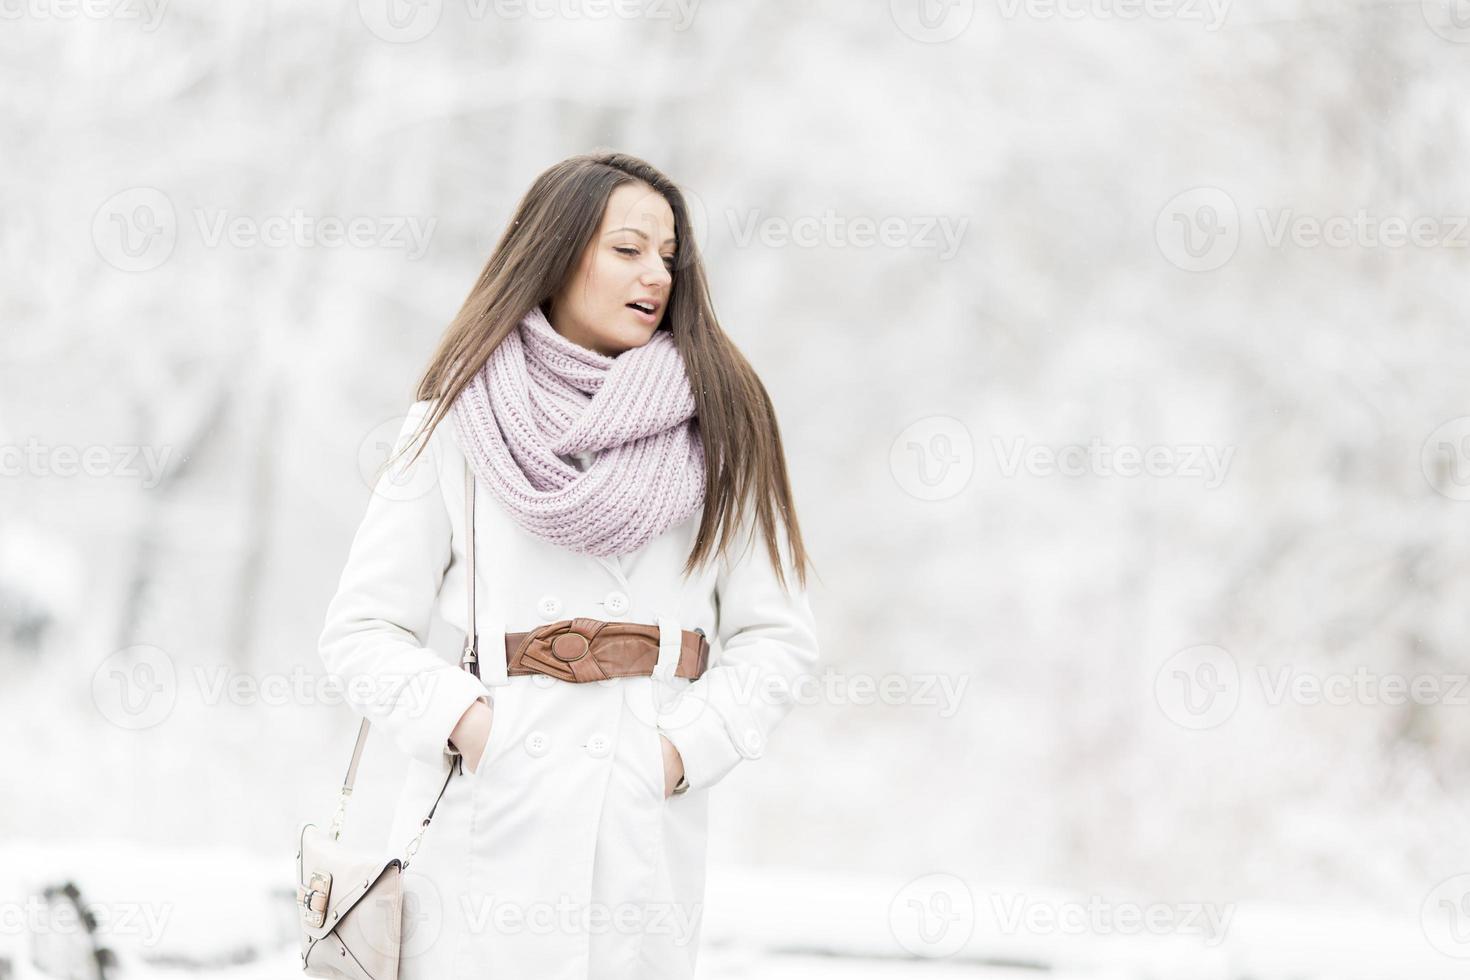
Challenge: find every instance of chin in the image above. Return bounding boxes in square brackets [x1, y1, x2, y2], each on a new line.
[601, 322, 658, 354]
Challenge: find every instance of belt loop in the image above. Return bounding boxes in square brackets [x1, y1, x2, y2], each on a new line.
[480, 617, 510, 687]
[654, 616, 681, 683]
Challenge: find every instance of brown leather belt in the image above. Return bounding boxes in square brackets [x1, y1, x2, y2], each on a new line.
[498, 618, 710, 684]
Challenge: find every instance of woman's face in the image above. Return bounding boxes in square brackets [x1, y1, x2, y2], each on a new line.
[546, 181, 677, 357]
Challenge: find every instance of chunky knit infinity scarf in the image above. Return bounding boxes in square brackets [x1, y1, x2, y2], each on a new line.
[450, 304, 706, 557]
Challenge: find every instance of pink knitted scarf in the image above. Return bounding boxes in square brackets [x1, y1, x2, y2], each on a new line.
[450, 304, 706, 557]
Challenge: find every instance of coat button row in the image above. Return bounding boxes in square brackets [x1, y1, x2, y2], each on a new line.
[540, 593, 632, 617]
[536, 593, 631, 618]
[521, 731, 615, 758]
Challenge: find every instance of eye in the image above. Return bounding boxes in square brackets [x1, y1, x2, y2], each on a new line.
[617, 245, 677, 274]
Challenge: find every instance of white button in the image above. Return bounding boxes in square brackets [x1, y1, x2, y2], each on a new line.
[523, 730, 549, 758]
[586, 733, 611, 758]
[603, 591, 629, 615]
[537, 595, 562, 618]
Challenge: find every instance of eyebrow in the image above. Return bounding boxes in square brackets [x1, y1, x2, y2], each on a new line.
[605, 226, 677, 247]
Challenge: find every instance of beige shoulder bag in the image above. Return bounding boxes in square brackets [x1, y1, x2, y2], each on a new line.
[294, 460, 483, 980]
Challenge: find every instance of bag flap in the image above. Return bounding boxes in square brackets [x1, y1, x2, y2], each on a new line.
[298, 823, 402, 942]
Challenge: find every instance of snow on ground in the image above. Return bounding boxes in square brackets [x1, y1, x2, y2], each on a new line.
[1, 839, 1462, 979]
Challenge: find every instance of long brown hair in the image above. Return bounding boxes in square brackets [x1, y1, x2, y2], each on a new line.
[395, 151, 813, 592]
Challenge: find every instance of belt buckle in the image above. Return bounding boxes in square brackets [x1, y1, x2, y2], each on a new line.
[548, 627, 592, 664]
[515, 619, 600, 682]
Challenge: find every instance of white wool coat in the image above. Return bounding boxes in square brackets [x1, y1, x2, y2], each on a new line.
[316, 399, 820, 979]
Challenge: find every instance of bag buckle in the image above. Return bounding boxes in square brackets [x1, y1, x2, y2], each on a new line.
[298, 871, 332, 928]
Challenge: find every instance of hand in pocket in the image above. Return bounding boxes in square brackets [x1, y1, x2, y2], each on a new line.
[660, 733, 685, 799]
[452, 698, 495, 775]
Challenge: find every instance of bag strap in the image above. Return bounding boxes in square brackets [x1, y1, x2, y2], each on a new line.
[329, 458, 481, 867]
[462, 454, 480, 679]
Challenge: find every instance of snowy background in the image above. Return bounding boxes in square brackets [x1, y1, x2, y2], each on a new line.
[3, 0, 1470, 976]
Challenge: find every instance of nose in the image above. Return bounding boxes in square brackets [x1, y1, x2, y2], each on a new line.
[641, 256, 672, 290]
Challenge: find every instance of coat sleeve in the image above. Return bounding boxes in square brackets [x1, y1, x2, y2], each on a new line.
[317, 403, 492, 768]
[656, 506, 820, 791]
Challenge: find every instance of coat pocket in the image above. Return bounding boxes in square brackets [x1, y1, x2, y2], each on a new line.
[650, 723, 671, 803]
[472, 688, 519, 777]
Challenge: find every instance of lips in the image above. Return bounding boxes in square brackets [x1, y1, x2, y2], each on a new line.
[627, 300, 658, 315]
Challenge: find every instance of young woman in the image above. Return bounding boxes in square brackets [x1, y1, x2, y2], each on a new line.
[316, 151, 820, 979]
